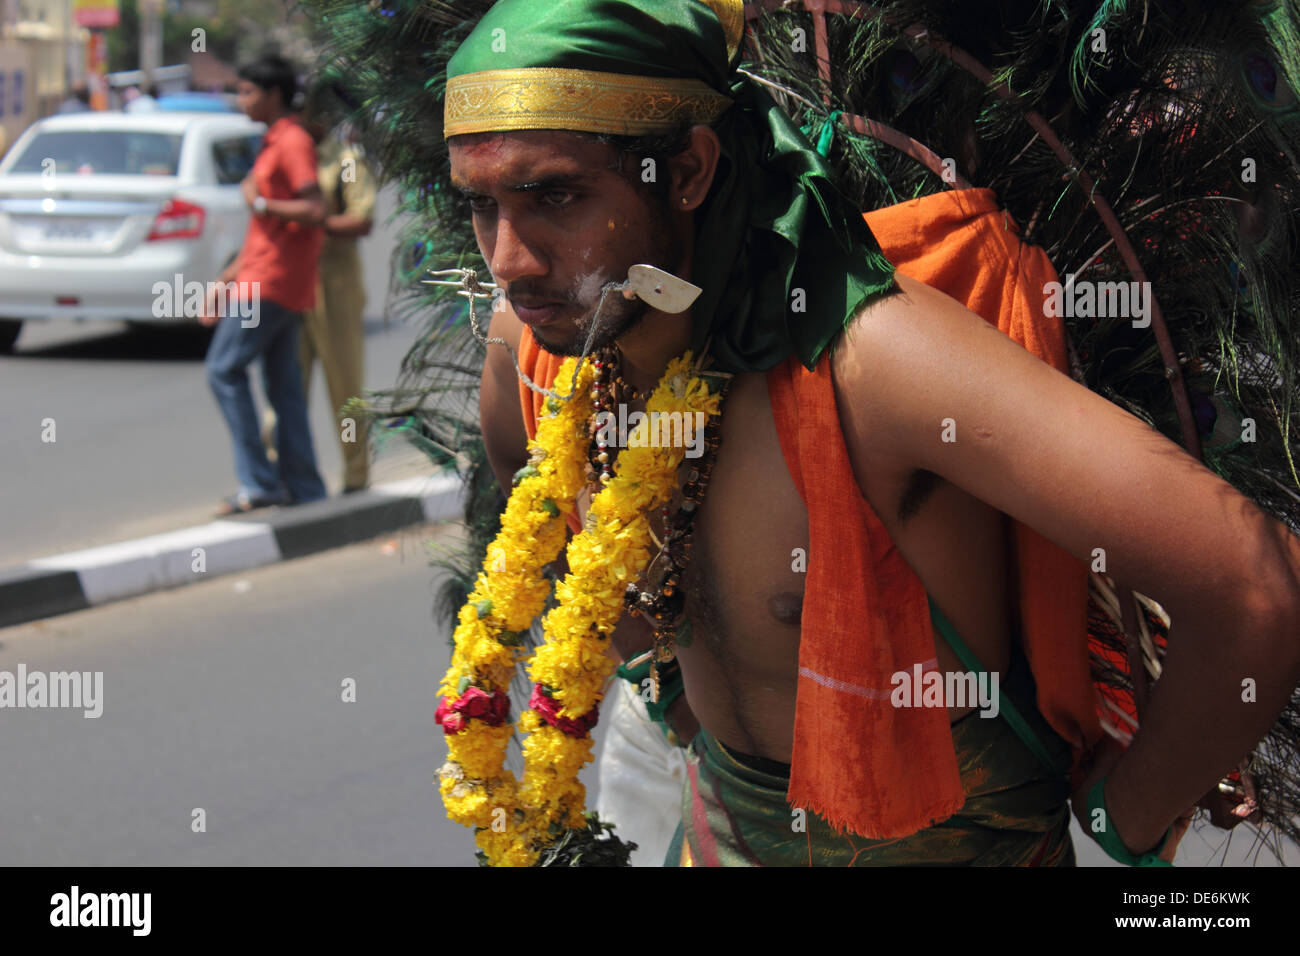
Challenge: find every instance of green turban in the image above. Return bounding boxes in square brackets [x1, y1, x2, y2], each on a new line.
[445, 0, 896, 372]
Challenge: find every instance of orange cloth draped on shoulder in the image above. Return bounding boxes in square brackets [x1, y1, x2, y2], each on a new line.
[516, 328, 584, 536]
[510, 186, 1102, 839]
[771, 187, 1101, 838]
[863, 187, 1099, 758]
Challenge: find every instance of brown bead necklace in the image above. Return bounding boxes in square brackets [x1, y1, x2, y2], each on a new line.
[586, 345, 731, 699]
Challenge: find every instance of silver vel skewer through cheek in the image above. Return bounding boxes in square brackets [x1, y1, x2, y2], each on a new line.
[423, 265, 701, 401]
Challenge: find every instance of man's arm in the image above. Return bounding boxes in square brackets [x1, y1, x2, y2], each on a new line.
[323, 210, 372, 238]
[241, 127, 326, 225]
[325, 152, 377, 238]
[242, 172, 325, 225]
[833, 273, 1300, 854]
[264, 184, 325, 224]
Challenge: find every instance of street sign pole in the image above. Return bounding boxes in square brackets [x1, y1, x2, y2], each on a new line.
[139, 0, 163, 90]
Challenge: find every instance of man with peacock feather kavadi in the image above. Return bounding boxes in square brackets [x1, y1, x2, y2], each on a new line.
[443, 0, 1300, 865]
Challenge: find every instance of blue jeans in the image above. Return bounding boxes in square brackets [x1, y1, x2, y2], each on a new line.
[205, 299, 327, 504]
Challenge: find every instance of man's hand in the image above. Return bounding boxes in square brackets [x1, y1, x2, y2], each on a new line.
[199, 280, 233, 328]
[322, 213, 372, 238]
[1070, 735, 1190, 864]
[241, 174, 259, 211]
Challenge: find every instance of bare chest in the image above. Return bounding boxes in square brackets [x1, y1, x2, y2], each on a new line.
[573, 366, 1011, 758]
[674, 370, 1013, 757]
[681, 372, 809, 664]
[683, 369, 932, 644]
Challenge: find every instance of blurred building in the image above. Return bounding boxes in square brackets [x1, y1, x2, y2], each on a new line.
[177, 0, 215, 17]
[188, 48, 236, 91]
[0, 1, 94, 153]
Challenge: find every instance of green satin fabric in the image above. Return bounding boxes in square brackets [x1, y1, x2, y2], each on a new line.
[446, 0, 897, 372]
[696, 76, 898, 371]
[447, 0, 735, 87]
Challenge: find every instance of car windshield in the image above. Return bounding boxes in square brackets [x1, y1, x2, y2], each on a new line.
[6, 130, 183, 176]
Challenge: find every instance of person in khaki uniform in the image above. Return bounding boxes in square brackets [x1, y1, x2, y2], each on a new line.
[264, 114, 378, 492]
[304, 123, 377, 492]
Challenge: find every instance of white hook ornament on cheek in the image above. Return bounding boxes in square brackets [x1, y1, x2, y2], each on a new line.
[621, 264, 703, 314]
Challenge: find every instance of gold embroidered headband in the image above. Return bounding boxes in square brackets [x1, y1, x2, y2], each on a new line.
[443, 67, 733, 138]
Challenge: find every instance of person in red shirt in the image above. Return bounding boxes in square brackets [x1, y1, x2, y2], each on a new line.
[202, 55, 329, 515]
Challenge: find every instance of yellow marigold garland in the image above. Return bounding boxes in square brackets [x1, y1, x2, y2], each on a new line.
[436, 351, 721, 866]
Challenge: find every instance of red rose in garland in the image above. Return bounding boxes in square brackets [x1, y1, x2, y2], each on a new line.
[436, 687, 510, 734]
[530, 683, 599, 738]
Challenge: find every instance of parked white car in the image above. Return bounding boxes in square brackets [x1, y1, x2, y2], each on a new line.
[0, 111, 266, 351]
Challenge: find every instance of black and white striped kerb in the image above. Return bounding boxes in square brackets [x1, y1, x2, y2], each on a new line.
[0, 474, 462, 629]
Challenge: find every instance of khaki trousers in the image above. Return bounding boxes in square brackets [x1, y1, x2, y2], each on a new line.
[263, 243, 369, 490]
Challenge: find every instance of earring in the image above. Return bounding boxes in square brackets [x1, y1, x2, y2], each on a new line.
[681, 197, 689, 205]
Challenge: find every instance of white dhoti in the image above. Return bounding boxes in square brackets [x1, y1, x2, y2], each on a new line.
[596, 678, 688, 867]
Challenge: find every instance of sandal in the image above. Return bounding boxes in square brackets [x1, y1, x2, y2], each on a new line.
[215, 492, 288, 517]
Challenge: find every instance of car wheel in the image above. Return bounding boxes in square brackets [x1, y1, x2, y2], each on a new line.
[0, 319, 22, 353]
